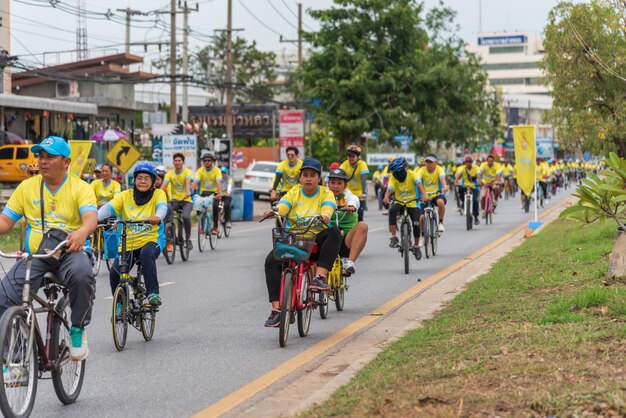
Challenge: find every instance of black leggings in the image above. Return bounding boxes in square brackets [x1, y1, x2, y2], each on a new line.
[389, 203, 421, 239]
[110, 242, 160, 296]
[264, 227, 341, 302]
[168, 200, 192, 240]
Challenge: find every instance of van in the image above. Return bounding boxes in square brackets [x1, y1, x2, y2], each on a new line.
[0, 144, 38, 183]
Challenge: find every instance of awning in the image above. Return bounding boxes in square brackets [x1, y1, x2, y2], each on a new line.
[0, 94, 98, 115]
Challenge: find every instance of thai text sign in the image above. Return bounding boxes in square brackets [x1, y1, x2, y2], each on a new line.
[188, 105, 277, 138]
[162, 134, 198, 173]
[279, 110, 305, 159]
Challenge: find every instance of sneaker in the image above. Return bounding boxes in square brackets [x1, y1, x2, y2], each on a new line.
[438, 222, 445, 233]
[474, 217, 480, 225]
[418, 236, 425, 247]
[69, 327, 89, 361]
[264, 310, 280, 327]
[413, 244, 422, 260]
[3, 365, 28, 386]
[342, 259, 356, 275]
[186, 240, 193, 250]
[389, 236, 399, 248]
[310, 275, 330, 291]
[211, 228, 219, 235]
[146, 293, 162, 306]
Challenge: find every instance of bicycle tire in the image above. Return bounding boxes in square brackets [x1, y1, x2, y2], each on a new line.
[524, 195, 530, 213]
[423, 212, 430, 259]
[217, 210, 224, 239]
[401, 220, 410, 274]
[0, 307, 37, 418]
[224, 219, 232, 237]
[106, 257, 113, 272]
[178, 219, 190, 261]
[197, 213, 207, 252]
[465, 196, 472, 231]
[112, 285, 128, 351]
[431, 217, 438, 256]
[208, 213, 218, 250]
[318, 291, 328, 319]
[140, 305, 156, 342]
[51, 297, 85, 405]
[91, 231, 101, 277]
[334, 274, 345, 311]
[164, 222, 176, 264]
[298, 267, 313, 337]
[279, 270, 294, 348]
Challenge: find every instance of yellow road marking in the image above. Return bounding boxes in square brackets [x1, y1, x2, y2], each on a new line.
[193, 202, 566, 418]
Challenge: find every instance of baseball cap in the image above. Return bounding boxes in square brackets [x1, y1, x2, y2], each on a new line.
[301, 158, 322, 175]
[32, 136, 71, 158]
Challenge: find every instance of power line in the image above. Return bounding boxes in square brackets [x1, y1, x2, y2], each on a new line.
[11, 34, 44, 65]
[279, 0, 314, 31]
[238, 0, 295, 42]
[266, 0, 298, 30]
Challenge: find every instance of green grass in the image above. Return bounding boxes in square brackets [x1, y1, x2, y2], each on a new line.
[301, 219, 626, 417]
[0, 226, 23, 252]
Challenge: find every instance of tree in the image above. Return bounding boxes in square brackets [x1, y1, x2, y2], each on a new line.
[299, 0, 500, 151]
[542, 0, 626, 157]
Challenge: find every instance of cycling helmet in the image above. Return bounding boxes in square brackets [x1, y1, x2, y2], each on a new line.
[220, 166, 229, 173]
[328, 168, 348, 181]
[300, 157, 322, 175]
[377, 164, 384, 170]
[388, 157, 407, 173]
[464, 155, 473, 163]
[329, 162, 340, 170]
[134, 163, 157, 183]
[202, 152, 216, 161]
[347, 145, 362, 155]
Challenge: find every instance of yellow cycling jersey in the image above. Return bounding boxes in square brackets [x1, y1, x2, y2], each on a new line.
[536, 164, 548, 183]
[221, 177, 234, 197]
[194, 166, 222, 194]
[277, 184, 336, 238]
[106, 189, 167, 251]
[416, 165, 446, 196]
[164, 168, 193, 202]
[372, 170, 383, 183]
[479, 162, 501, 184]
[501, 164, 513, 177]
[276, 159, 303, 193]
[2, 174, 97, 253]
[91, 178, 121, 207]
[388, 170, 421, 208]
[340, 159, 370, 196]
[455, 164, 480, 189]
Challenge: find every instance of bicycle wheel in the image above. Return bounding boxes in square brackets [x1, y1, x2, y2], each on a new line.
[208, 214, 218, 250]
[297, 268, 313, 338]
[401, 221, 410, 274]
[140, 305, 156, 342]
[217, 211, 224, 239]
[112, 285, 128, 351]
[0, 307, 37, 418]
[334, 274, 345, 311]
[318, 291, 328, 320]
[91, 231, 101, 277]
[465, 197, 472, 231]
[197, 213, 207, 253]
[164, 222, 176, 264]
[178, 219, 190, 261]
[430, 217, 438, 256]
[224, 219, 232, 237]
[423, 213, 430, 259]
[51, 296, 85, 405]
[279, 270, 294, 348]
[524, 195, 530, 213]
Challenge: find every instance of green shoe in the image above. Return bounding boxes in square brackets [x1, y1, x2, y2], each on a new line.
[146, 293, 162, 306]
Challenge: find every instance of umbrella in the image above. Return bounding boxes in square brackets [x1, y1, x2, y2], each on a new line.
[91, 129, 129, 142]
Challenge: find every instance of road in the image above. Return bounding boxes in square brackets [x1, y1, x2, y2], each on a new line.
[22, 188, 570, 418]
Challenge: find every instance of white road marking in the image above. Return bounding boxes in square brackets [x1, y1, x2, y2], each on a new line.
[103, 281, 175, 299]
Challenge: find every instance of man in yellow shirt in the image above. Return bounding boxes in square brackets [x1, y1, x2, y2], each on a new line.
[162, 153, 193, 250]
[270, 146, 302, 202]
[193, 152, 223, 235]
[454, 156, 481, 225]
[340, 145, 370, 221]
[417, 154, 449, 233]
[479, 155, 502, 212]
[372, 164, 384, 210]
[0, 136, 96, 361]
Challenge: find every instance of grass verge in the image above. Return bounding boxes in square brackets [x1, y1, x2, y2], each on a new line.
[0, 226, 22, 252]
[302, 219, 626, 417]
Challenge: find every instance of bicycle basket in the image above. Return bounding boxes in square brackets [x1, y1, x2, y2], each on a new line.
[192, 195, 213, 212]
[272, 228, 315, 263]
[103, 228, 121, 260]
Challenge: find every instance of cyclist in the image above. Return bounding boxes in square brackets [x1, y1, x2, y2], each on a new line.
[340, 145, 369, 221]
[98, 163, 167, 307]
[220, 166, 233, 225]
[161, 153, 193, 250]
[91, 162, 121, 208]
[327, 168, 368, 275]
[501, 159, 514, 193]
[479, 155, 502, 214]
[93, 165, 102, 181]
[263, 158, 340, 327]
[192, 152, 222, 235]
[270, 146, 302, 202]
[454, 155, 481, 225]
[380, 156, 394, 215]
[323, 162, 340, 187]
[0, 136, 96, 361]
[383, 157, 426, 260]
[372, 164, 384, 210]
[417, 154, 448, 233]
[536, 157, 549, 203]
[154, 165, 166, 190]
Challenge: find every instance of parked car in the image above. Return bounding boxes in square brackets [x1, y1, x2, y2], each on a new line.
[0, 144, 38, 183]
[242, 161, 279, 198]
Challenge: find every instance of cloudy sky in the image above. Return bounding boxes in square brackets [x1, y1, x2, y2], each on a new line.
[7, 0, 560, 68]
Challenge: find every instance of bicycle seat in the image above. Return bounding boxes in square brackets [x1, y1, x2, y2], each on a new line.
[311, 244, 319, 255]
[43, 271, 60, 285]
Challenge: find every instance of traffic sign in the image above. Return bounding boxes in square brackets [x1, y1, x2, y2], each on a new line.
[106, 138, 141, 174]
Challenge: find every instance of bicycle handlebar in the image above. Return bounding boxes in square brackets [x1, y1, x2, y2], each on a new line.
[99, 219, 158, 227]
[0, 240, 69, 260]
[260, 211, 328, 233]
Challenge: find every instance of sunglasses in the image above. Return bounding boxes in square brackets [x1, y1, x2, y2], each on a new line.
[347, 153, 358, 157]
[28, 171, 39, 175]
[203, 159, 214, 163]
[287, 153, 296, 157]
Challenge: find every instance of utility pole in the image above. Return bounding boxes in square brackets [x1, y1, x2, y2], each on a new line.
[169, 0, 177, 124]
[116, 8, 146, 53]
[297, 3, 302, 67]
[224, 0, 234, 169]
[179, 1, 199, 123]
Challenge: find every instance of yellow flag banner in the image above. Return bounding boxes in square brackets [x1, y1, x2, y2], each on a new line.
[69, 140, 94, 178]
[513, 125, 536, 196]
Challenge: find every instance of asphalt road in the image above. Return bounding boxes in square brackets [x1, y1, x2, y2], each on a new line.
[15, 187, 570, 418]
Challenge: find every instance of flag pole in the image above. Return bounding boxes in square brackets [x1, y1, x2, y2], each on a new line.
[534, 125, 538, 223]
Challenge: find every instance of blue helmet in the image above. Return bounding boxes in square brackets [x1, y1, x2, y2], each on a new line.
[377, 164, 384, 170]
[388, 157, 407, 173]
[220, 166, 229, 173]
[134, 162, 157, 182]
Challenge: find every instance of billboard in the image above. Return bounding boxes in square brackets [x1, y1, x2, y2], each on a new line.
[366, 153, 416, 166]
[536, 136, 554, 159]
[162, 134, 198, 173]
[478, 35, 526, 46]
[279, 110, 305, 159]
[188, 105, 278, 138]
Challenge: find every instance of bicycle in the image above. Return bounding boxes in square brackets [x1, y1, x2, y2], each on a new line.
[393, 199, 419, 275]
[195, 195, 218, 252]
[163, 208, 190, 264]
[260, 212, 323, 347]
[0, 240, 85, 418]
[217, 201, 232, 238]
[503, 177, 511, 200]
[103, 219, 159, 352]
[482, 184, 495, 225]
[462, 186, 474, 231]
[423, 192, 441, 259]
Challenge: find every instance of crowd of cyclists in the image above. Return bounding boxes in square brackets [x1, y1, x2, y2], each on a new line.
[0, 135, 600, 407]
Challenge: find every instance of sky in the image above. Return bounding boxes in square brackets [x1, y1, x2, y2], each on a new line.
[7, 0, 561, 69]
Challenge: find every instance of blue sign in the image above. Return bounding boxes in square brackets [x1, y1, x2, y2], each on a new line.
[394, 135, 412, 143]
[478, 35, 526, 46]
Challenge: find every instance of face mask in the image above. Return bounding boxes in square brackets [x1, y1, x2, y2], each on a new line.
[392, 170, 407, 182]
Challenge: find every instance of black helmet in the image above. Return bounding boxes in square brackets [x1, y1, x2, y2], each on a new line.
[328, 168, 348, 181]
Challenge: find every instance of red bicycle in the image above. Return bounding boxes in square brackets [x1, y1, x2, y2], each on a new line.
[261, 212, 324, 347]
[482, 183, 496, 225]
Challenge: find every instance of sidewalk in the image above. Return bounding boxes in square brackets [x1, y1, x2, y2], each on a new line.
[212, 196, 575, 418]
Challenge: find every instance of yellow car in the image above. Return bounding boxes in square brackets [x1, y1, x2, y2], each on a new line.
[0, 144, 38, 183]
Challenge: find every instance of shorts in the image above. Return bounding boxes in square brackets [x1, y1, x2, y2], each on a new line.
[339, 234, 350, 258]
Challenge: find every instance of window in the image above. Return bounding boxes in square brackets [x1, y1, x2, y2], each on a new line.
[251, 163, 278, 173]
[490, 78, 525, 85]
[482, 62, 537, 71]
[489, 46, 525, 54]
[16, 148, 30, 159]
[0, 148, 14, 160]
